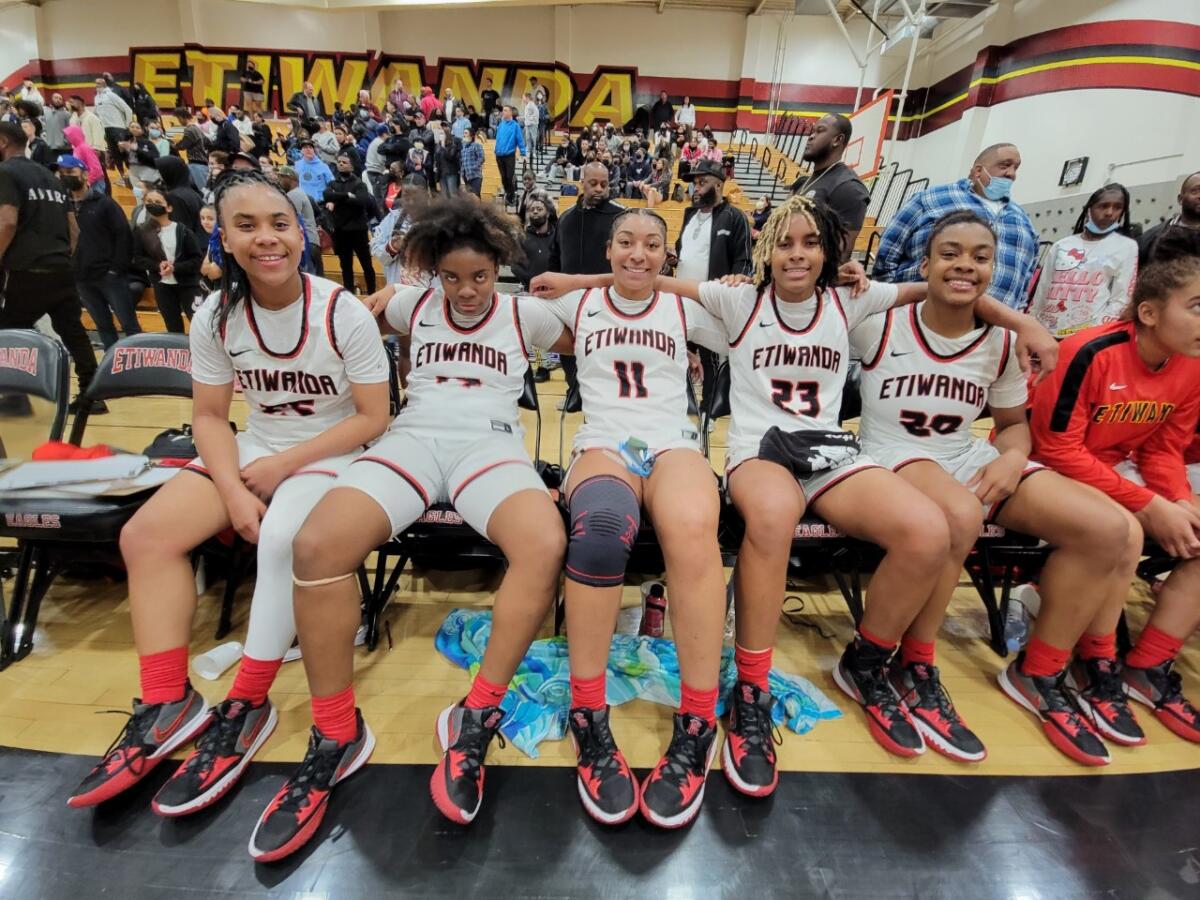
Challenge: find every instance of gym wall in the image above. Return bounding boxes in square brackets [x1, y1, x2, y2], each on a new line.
[2, 0, 1195, 208]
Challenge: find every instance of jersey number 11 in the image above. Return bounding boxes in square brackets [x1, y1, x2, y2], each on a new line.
[614, 361, 649, 398]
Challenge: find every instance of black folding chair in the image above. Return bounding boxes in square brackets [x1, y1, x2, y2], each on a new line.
[0, 330, 70, 668]
[359, 368, 549, 649]
[0, 333, 252, 665]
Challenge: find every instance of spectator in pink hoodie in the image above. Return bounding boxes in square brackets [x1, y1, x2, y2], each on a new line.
[418, 86, 441, 121]
[64, 124, 106, 192]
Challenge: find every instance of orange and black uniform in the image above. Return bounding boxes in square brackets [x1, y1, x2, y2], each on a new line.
[1030, 320, 1200, 511]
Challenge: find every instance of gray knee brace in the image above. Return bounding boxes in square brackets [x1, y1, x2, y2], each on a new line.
[565, 475, 641, 587]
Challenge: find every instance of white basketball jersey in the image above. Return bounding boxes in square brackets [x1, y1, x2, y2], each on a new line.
[572, 287, 697, 453]
[856, 302, 1015, 461]
[217, 275, 366, 451]
[400, 289, 529, 436]
[727, 286, 853, 454]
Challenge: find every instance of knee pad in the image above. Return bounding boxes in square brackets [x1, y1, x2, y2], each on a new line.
[565, 475, 641, 587]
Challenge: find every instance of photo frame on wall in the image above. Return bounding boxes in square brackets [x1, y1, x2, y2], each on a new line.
[1059, 157, 1088, 187]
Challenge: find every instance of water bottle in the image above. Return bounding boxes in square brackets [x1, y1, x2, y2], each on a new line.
[639, 582, 667, 639]
[1004, 599, 1030, 653]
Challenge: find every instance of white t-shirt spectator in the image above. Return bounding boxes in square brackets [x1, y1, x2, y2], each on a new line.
[677, 103, 696, 128]
[1027, 231, 1139, 338]
[676, 210, 713, 282]
[160, 223, 179, 284]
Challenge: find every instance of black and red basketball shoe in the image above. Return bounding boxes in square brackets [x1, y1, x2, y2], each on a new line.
[152, 698, 278, 816]
[67, 685, 212, 808]
[833, 638, 925, 758]
[567, 706, 638, 824]
[889, 661, 986, 762]
[722, 681, 780, 797]
[248, 711, 374, 862]
[640, 712, 719, 829]
[430, 702, 506, 825]
[998, 655, 1109, 765]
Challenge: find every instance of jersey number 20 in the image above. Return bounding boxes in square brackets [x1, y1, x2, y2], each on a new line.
[614, 361, 649, 398]
[898, 410, 963, 437]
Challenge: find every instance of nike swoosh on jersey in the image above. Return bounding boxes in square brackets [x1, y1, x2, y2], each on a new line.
[1109, 383, 1127, 390]
[890, 350, 911, 357]
[586, 309, 602, 317]
[758, 320, 776, 328]
[417, 320, 438, 327]
[229, 348, 254, 357]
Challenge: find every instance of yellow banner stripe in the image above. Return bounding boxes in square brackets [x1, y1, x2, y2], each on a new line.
[733, 54, 1198, 125]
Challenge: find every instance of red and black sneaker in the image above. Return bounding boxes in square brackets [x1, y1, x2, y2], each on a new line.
[1124, 659, 1200, 743]
[889, 662, 986, 763]
[152, 698, 279, 816]
[248, 712, 375, 863]
[1070, 657, 1145, 747]
[639, 712, 719, 829]
[722, 681, 781, 797]
[567, 706, 638, 825]
[430, 702, 506, 825]
[998, 656, 1109, 766]
[67, 685, 212, 808]
[832, 640, 924, 758]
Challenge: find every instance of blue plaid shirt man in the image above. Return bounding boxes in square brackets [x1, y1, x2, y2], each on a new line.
[873, 178, 1039, 309]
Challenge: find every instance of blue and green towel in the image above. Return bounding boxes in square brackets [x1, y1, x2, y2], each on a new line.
[434, 608, 841, 758]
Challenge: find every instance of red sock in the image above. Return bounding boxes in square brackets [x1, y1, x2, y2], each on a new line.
[679, 681, 718, 726]
[734, 644, 772, 691]
[900, 634, 936, 667]
[858, 624, 897, 654]
[1020, 636, 1070, 678]
[1075, 631, 1117, 662]
[139, 647, 189, 705]
[310, 685, 359, 745]
[464, 672, 508, 710]
[1126, 625, 1184, 670]
[227, 655, 282, 706]
[570, 673, 606, 710]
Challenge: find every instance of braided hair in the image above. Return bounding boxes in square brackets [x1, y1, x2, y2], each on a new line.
[210, 168, 302, 334]
[1071, 182, 1131, 236]
[402, 194, 525, 272]
[609, 206, 668, 244]
[750, 194, 844, 291]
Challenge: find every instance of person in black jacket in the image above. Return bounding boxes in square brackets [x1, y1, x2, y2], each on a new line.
[550, 162, 625, 395]
[436, 132, 461, 196]
[208, 107, 241, 155]
[512, 193, 557, 287]
[20, 118, 55, 168]
[154, 155, 203, 237]
[131, 186, 204, 333]
[676, 158, 752, 407]
[61, 159, 140, 348]
[323, 150, 375, 294]
[131, 82, 159, 126]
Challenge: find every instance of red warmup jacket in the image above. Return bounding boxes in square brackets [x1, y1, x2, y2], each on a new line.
[1029, 320, 1200, 512]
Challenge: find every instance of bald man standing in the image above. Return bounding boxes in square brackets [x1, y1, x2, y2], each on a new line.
[873, 142, 1039, 308]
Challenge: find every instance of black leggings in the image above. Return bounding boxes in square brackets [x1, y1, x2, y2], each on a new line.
[0, 268, 97, 391]
[333, 229, 376, 295]
[153, 282, 199, 334]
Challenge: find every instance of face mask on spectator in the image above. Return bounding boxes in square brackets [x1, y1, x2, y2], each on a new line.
[529, 212, 547, 227]
[145, 202, 168, 216]
[60, 174, 84, 191]
[1085, 214, 1121, 235]
[149, 127, 161, 138]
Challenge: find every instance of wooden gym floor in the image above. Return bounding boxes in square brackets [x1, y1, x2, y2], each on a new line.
[2, 368, 1200, 899]
[0, 370, 1197, 780]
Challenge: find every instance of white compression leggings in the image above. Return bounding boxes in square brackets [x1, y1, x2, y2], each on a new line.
[241, 472, 346, 661]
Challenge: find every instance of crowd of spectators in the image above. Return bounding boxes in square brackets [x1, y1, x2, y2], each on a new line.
[0, 68, 1195, 425]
